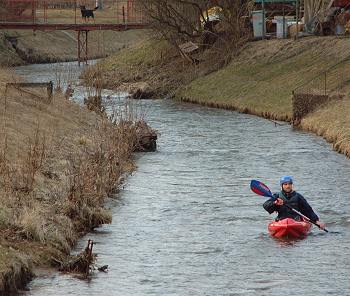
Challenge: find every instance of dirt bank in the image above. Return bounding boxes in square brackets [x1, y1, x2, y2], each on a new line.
[0, 29, 149, 66]
[97, 36, 350, 157]
[0, 68, 154, 294]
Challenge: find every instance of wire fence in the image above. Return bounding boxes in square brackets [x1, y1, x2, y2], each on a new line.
[293, 57, 350, 97]
[292, 56, 350, 124]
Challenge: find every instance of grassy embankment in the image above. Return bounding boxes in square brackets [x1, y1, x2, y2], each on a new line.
[98, 36, 350, 156]
[0, 25, 148, 66]
[0, 4, 149, 66]
[98, 39, 187, 97]
[0, 67, 142, 293]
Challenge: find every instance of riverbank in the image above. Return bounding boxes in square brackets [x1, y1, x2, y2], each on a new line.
[97, 35, 350, 157]
[0, 29, 148, 66]
[0, 67, 153, 294]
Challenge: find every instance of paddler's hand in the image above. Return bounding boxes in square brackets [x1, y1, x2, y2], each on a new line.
[316, 220, 326, 230]
[274, 198, 284, 206]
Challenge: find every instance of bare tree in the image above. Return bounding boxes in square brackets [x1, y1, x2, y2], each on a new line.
[137, 0, 253, 58]
[304, 0, 334, 33]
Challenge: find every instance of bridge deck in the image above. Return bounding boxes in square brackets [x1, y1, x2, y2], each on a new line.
[0, 23, 148, 31]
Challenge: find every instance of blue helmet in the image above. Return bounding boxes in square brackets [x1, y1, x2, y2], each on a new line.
[280, 175, 293, 186]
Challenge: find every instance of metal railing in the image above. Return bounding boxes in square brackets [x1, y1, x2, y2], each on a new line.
[5, 81, 53, 102]
[0, 0, 146, 25]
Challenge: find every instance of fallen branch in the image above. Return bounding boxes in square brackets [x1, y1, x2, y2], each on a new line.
[54, 239, 96, 276]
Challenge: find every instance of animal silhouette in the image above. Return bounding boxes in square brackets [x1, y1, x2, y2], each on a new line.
[80, 5, 98, 21]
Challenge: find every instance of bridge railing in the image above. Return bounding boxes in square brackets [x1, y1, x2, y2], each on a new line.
[0, 0, 146, 25]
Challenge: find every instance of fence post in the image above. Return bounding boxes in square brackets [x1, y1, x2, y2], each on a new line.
[295, 0, 299, 40]
[262, 0, 265, 40]
[48, 81, 53, 101]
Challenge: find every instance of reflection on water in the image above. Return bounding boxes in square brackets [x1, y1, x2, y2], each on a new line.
[14, 63, 350, 296]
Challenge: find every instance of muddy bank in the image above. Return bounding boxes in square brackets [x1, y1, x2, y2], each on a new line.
[0, 244, 33, 295]
[97, 36, 350, 158]
[0, 67, 156, 294]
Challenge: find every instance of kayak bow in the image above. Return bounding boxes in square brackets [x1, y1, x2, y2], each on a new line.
[268, 218, 312, 238]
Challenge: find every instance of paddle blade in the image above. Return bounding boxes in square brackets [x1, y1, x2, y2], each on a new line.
[250, 180, 274, 198]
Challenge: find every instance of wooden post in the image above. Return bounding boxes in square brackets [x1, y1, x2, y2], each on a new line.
[44, 1, 48, 23]
[85, 30, 88, 64]
[127, 0, 134, 23]
[77, 31, 81, 66]
[296, 0, 299, 40]
[47, 81, 53, 101]
[32, 0, 36, 24]
[283, 4, 285, 38]
[262, 0, 265, 40]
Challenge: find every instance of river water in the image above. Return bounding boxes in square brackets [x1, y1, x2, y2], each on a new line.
[15, 62, 350, 295]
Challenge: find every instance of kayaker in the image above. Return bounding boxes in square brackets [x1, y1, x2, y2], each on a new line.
[263, 176, 326, 230]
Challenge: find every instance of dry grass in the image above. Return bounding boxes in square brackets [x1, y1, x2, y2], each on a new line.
[39, 0, 136, 24]
[99, 36, 350, 119]
[0, 66, 147, 292]
[100, 36, 350, 119]
[100, 35, 350, 158]
[0, 33, 23, 66]
[0, 66, 99, 248]
[175, 37, 350, 153]
[0, 29, 149, 66]
[299, 95, 350, 157]
[0, 244, 32, 292]
[175, 37, 350, 120]
[98, 37, 229, 97]
[98, 38, 172, 95]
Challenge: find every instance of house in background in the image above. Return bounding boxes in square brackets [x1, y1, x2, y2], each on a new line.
[252, 0, 350, 38]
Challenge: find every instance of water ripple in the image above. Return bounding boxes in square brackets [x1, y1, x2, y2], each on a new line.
[16, 63, 350, 296]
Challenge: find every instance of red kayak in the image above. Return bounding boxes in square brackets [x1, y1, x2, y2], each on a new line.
[268, 218, 312, 238]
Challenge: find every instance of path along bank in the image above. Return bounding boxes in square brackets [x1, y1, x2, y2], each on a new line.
[97, 35, 350, 158]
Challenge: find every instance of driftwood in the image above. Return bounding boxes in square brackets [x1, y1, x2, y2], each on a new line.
[84, 95, 105, 114]
[97, 265, 109, 272]
[52, 239, 96, 276]
[65, 84, 74, 100]
[134, 121, 157, 152]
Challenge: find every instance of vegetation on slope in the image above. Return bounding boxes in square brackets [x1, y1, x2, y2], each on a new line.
[0, 67, 145, 293]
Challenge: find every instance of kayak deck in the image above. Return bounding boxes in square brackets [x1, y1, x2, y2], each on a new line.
[268, 218, 312, 238]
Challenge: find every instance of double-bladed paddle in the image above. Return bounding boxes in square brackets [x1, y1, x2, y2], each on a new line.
[250, 179, 328, 232]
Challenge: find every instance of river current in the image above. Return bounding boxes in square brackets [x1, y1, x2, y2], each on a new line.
[15, 61, 350, 296]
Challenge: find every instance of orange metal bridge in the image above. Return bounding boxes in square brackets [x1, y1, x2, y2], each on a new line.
[0, 0, 148, 64]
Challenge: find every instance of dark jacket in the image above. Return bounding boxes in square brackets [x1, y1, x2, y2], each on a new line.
[263, 190, 319, 222]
